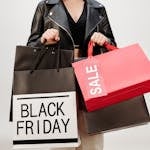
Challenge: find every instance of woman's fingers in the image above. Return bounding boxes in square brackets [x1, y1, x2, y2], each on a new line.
[41, 28, 60, 44]
[91, 32, 108, 46]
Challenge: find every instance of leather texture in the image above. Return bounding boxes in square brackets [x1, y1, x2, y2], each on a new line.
[27, 0, 116, 56]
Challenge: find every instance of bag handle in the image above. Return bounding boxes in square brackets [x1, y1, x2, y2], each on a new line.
[103, 42, 118, 51]
[30, 44, 48, 73]
[30, 43, 61, 73]
[88, 41, 118, 57]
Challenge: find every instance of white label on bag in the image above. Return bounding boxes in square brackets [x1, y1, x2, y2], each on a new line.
[83, 58, 107, 98]
[86, 65, 103, 95]
[13, 92, 79, 149]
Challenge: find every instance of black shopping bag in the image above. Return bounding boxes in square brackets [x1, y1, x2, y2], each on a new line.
[14, 44, 73, 71]
[10, 44, 73, 121]
[82, 95, 150, 134]
[11, 45, 80, 149]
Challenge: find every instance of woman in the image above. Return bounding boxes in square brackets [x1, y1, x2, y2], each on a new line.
[27, 0, 116, 149]
[27, 0, 116, 56]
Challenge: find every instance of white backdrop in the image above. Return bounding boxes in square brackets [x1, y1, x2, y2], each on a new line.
[0, 0, 150, 150]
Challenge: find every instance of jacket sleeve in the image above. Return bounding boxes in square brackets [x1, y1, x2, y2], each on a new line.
[27, 2, 45, 47]
[99, 6, 117, 46]
[93, 6, 117, 55]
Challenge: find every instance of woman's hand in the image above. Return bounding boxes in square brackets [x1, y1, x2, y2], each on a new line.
[41, 28, 60, 45]
[91, 32, 109, 46]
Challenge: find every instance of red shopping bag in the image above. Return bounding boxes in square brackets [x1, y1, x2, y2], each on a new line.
[72, 42, 150, 112]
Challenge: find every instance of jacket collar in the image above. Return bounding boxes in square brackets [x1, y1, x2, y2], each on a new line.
[47, 0, 72, 37]
[45, 0, 59, 4]
[47, 0, 104, 41]
[86, 0, 103, 8]
[46, 0, 103, 8]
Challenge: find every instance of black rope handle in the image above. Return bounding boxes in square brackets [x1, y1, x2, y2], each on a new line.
[56, 43, 61, 72]
[30, 44, 48, 73]
[30, 43, 61, 73]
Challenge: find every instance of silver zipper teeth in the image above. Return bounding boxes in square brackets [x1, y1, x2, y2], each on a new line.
[48, 16, 75, 49]
[49, 16, 104, 49]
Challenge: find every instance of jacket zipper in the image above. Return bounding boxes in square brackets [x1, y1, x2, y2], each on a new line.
[48, 16, 75, 49]
[48, 16, 104, 50]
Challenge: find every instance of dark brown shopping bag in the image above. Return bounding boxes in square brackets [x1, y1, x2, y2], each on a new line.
[11, 45, 80, 149]
[82, 95, 150, 134]
[14, 44, 73, 70]
[10, 44, 73, 121]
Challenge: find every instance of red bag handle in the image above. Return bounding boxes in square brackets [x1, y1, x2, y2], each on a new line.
[103, 42, 118, 51]
[88, 41, 118, 57]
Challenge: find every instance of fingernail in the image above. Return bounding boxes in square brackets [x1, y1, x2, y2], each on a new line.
[57, 37, 60, 41]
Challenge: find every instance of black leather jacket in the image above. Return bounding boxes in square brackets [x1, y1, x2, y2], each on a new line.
[27, 0, 116, 56]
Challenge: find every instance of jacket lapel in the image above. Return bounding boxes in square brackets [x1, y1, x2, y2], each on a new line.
[85, 0, 104, 40]
[47, 1, 72, 36]
[47, 0, 104, 42]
